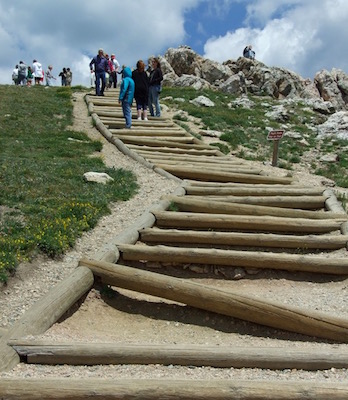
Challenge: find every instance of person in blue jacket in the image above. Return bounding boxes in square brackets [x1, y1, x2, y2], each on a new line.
[89, 48, 109, 96]
[118, 67, 135, 129]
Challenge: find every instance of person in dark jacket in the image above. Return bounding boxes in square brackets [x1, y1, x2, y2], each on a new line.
[132, 60, 149, 121]
[89, 48, 109, 96]
[148, 57, 163, 117]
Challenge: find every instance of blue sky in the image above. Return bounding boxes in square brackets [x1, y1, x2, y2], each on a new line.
[0, 0, 347, 86]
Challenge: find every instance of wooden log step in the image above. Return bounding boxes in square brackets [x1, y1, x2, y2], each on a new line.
[128, 145, 220, 156]
[113, 135, 196, 144]
[153, 211, 344, 234]
[118, 244, 348, 275]
[139, 153, 244, 164]
[101, 118, 174, 128]
[185, 185, 325, 196]
[154, 162, 262, 175]
[140, 227, 348, 250]
[80, 258, 348, 341]
[115, 137, 211, 150]
[110, 129, 186, 136]
[159, 165, 294, 184]
[10, 340, 348, 370]
[166, 195, 347, 219]
[184, 195, 327, 210]
[184, 180, 306, 187]
[2, 377, 348, 400]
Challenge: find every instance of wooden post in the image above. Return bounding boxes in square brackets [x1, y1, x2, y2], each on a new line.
[272, 139, 280, 166]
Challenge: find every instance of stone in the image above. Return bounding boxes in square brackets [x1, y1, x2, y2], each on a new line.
[83, 172, 114, 184]
[190, 95, 215, 107]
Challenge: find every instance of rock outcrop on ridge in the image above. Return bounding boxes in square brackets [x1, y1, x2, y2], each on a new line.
[153, 45, 348, 113]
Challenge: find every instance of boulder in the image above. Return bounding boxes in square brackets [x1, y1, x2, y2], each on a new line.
[164, 46, 203, 76]
[190, 95, 215, 107]
[83, 172, 114, 185]
[316, 111, 348, 140]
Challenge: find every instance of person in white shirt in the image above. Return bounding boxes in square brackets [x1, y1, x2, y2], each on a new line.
[32, 59, 43, 85]
[110, 54, 120, 88]
[12, 65, 18, 84]
[45, 65, 56, 86]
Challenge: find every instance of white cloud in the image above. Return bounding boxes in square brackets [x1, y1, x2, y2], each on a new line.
[0, 0, 202, 86]
[203, 0, 348, 78]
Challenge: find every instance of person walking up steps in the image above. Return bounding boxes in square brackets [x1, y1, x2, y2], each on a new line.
[118, 67, 135, 129]
[132, 60, 149, 121]
[148, 57, 163, 117]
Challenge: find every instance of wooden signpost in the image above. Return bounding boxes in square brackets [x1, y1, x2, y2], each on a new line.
[267, 130, 284, 167]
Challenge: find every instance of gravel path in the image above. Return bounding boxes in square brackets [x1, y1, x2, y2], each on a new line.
[1, 92, 348, 384]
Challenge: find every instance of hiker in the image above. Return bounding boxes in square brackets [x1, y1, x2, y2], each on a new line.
[132, 60, 149, 121]
[59, 68, 67, 86]
[110, 54, 120, 88]
[26, 66, 33, 86]
[89, 48, 109, 96]
[148, 57, 163, 117]
[118, 67, 135, 129]
[45, 65, 56, 86]
[243, 45, 255, 60]
[12, 65, 19, 85]
[32, 59, 43, 85]
[17, 61, 27, 86]
[65, 68, 72, 86]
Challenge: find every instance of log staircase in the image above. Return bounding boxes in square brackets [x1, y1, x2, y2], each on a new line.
[1, 88, 348, 399]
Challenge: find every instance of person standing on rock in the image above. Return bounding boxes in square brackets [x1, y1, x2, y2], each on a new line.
[148, 57, 163, 117]
[132, 60, 149, 121]
[243, 45, 255, 60]
[118, 66, 135, 129]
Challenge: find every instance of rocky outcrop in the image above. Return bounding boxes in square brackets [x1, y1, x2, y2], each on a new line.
[153, 45, 348, 112]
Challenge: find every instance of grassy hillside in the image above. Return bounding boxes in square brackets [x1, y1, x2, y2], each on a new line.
[0, 85, 138, 283]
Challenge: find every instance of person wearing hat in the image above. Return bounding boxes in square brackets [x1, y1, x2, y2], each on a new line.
[89, 48, 110, 96]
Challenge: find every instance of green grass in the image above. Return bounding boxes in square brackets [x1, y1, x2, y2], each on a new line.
[0, 85, 138, 283]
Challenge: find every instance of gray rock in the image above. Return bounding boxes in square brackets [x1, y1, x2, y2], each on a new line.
[190, 95, 215, 107]
[83, 172, 114, 184]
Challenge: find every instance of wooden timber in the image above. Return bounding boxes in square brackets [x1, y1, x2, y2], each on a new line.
[1, 378, 348, 400]
[140, 227, 348, 250]
[153, 211, 344, 233]
[10, 340, 348, 370]
[118, 243, 348, 275]
[128, 144, 220, 156]
[114, 137, 213, 150]
[158, 165, 294, 184]
[181, 194, 327, 209]
[184, 185, 325, 196]
[80, 258, 348, 341]
[152, 162, 263, 175]
[110, 129, 186, 136]
[113, 135, 195, 143]
[166, 195, 347, 219]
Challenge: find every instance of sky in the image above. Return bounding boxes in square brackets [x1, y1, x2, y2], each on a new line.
[1, 0, 347, 87]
